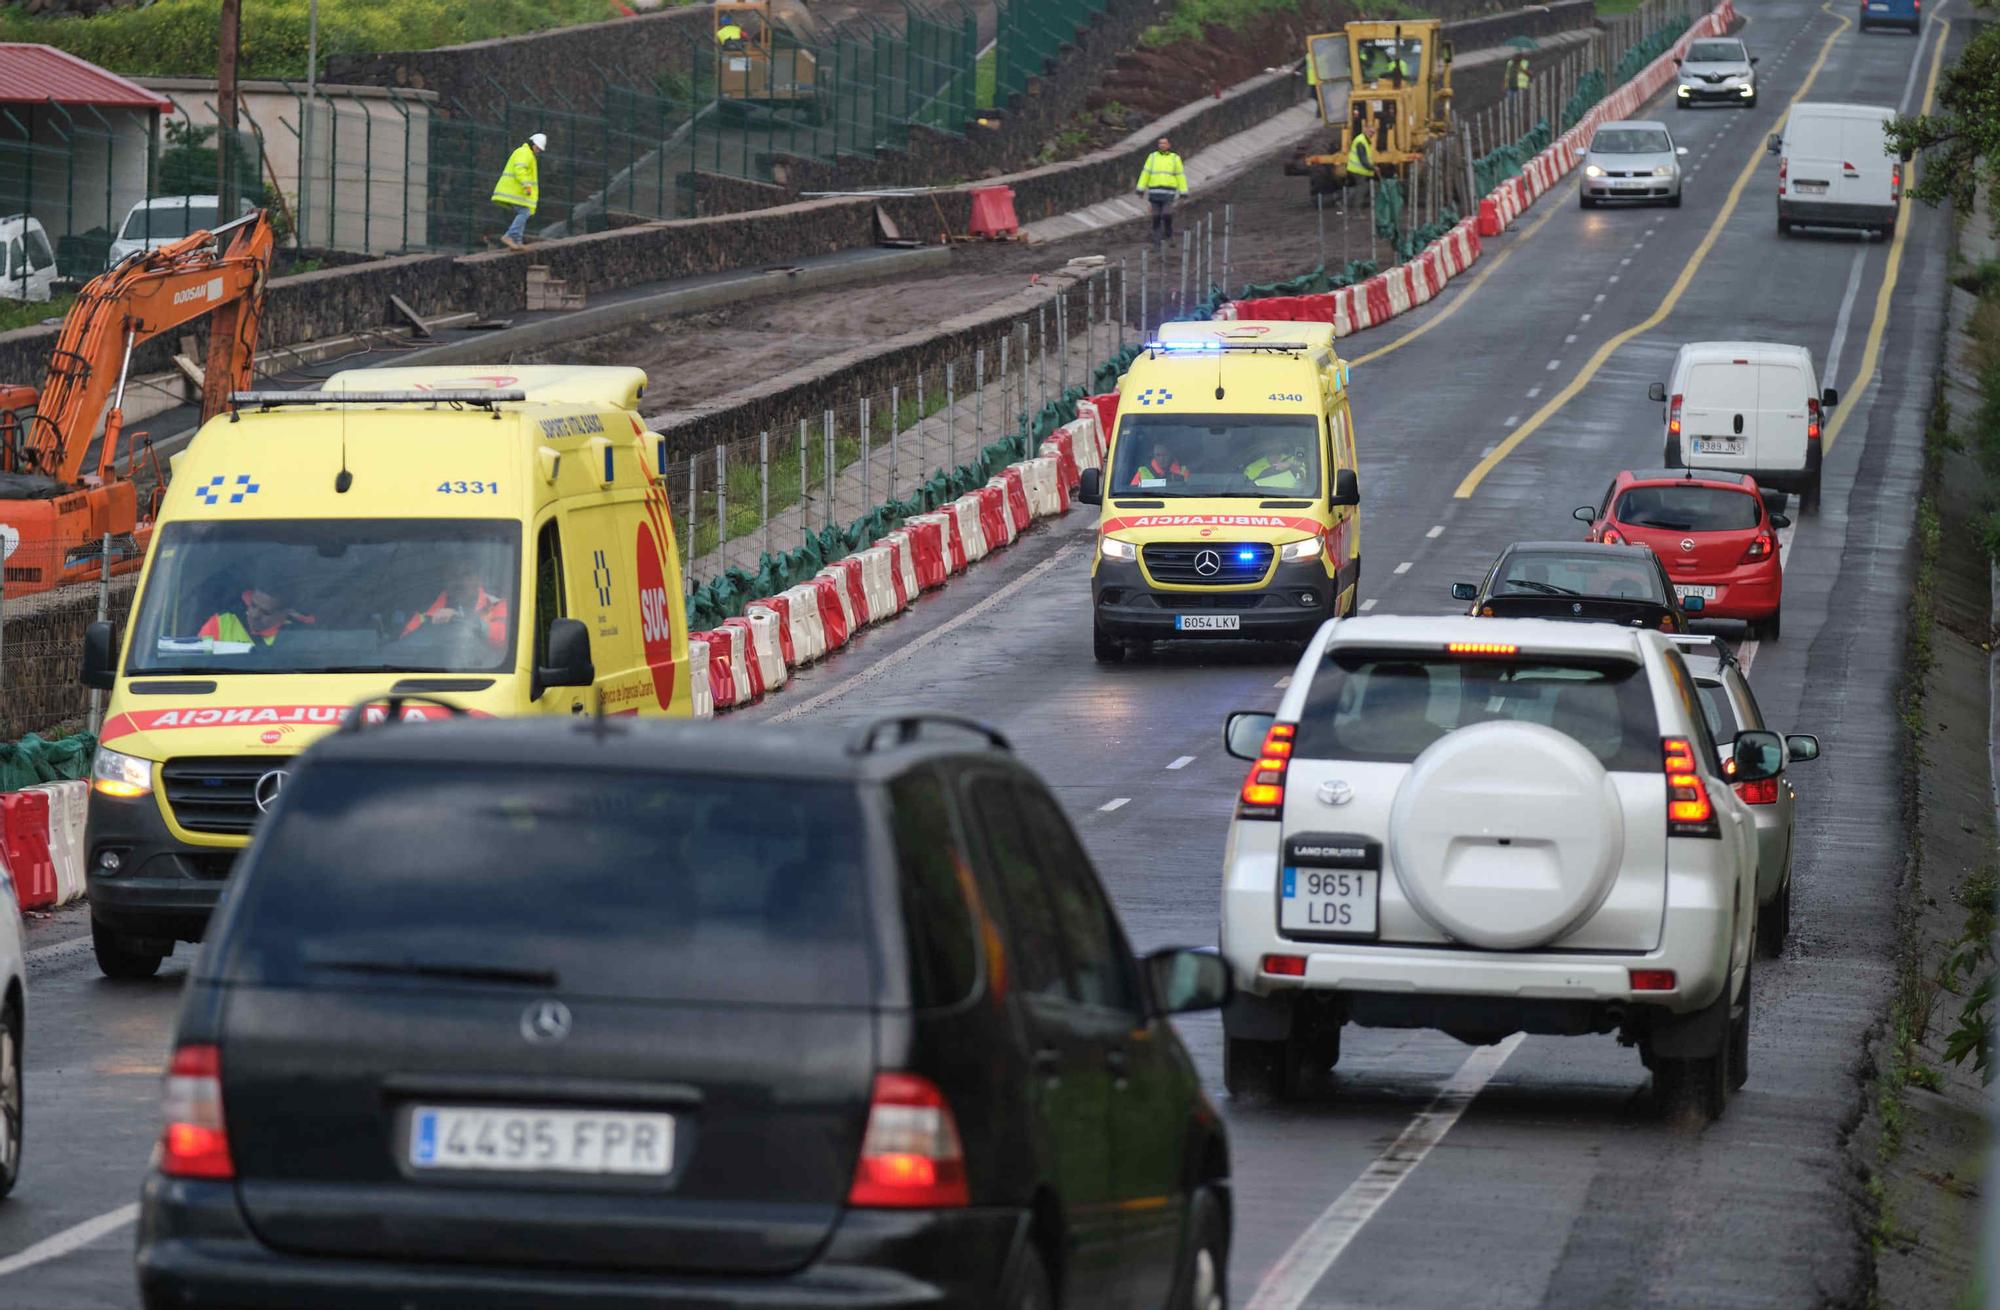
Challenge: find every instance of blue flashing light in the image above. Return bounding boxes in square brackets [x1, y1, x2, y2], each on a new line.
[1237, 549, 1256, 562]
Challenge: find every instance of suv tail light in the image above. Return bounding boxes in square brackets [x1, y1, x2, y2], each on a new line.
[1667, 393, 1683, 438]
[1236, 722, 1294, 820]
[848, 1073, 968, 1208]
[1741, 531, 1773, 563]
[1806, 394, 1822, 441]
[1734, 777, 1780, 805]
[1662, 738, 1720, 837]
[159, 1044, 234, 1179]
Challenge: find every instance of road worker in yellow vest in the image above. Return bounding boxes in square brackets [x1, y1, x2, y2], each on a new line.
[491, 132, 546, 250]
[1136, 135, 1188, 244]
[1346, 112, 1376, 181]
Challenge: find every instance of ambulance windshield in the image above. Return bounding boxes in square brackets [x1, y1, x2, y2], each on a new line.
[1112, 414, 1322, 497]
[126, 519, 521, 675]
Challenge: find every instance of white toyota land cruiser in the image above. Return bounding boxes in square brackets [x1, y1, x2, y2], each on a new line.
[1219, 615, 1775, 1120]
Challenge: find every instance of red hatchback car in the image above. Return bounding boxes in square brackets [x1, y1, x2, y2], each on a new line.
[1575, 469, 1789, 639]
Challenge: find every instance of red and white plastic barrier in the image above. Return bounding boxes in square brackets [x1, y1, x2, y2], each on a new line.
[953, 495, 990, 562]
[736, 611, 790, 692]
[811, 575, 853, 649]
[0, 780, 89, 912]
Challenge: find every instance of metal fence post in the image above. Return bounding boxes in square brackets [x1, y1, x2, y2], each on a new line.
[1139, 247, 1149, 336]
[1037, 316, 1048, 415]
[1177, 228, 1190, 317]
[1057, 293, 1068, 397]
[1316, 191, 1326, 272]
[800, 418, 810, 549]
[715, 445, 729, 571]
[947, 361, 958, 469]
[998, 337, 1010, 445]
[890, 384, 901, 502]
[1118, 259, 1127, 351]
[1223, 203, 1233, 298]
[823, 410, 835, 532]
[975, 348, 986, 455]
[860, 397, 871, 510]
[1085, 277, 1096, 391]
[760, 430, 771, 559]
[686, 455, 698, 598]
[917, 368, 928, 473]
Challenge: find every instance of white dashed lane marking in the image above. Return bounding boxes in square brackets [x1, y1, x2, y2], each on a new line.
[1393, 562, 1413, 575]
[1426, 525, 1445, 538]
[1166, 755, 1195, 770]
[1098, 797, 1131, 813]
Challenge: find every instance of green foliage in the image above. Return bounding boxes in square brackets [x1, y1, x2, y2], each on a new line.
[975, 47, 997, 109]
[0, 0, 628, 79]
[1140, 0, 1302, 50]
[0, 293, 74, 335]
[1886, 9, 2000, 215]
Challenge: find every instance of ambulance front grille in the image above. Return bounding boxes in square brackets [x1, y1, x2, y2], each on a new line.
[1143, 542, 1275, 585]
[162, 757, 293, 836]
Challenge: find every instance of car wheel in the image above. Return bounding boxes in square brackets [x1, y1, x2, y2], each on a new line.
[1653, 997, 1731, 1124]
[1004, 1242, 1055, 1310]
[0, 999, 19, 1199]
[1666, 191, 1683, 208]
[1799, 479, 1821, 515]
[1757, 871, 1792, 959]
[1580, 193, 1595, 209]
[1093, 620, 1126, 665]
[1760, 606, 1781, 642]
[1745, 94, 1758, 108]
[1728, 954, 1752, 1091]
[92, 917, 165, 981]
[1676, 96, 1688, 109]
[1224, 1036, 1280, 1097]
[1777, 215, 1793, 235]
[1169, 1188, 1230, 1310]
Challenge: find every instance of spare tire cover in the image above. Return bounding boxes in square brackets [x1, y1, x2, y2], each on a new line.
[1388, 721, 1624, 950]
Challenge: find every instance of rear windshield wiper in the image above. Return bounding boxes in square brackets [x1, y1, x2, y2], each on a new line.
[305, 957, 558, 989]
[1499, 580, 1581, 596]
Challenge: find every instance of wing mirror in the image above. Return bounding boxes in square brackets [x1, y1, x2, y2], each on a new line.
[1330, 468, 1360, 507]
[1769, 511, 1791, 529]
[1750, 55, 1760, 64]
[1078, 466, 1103, 505]
[1673, 56, 1683, 65]
[1821, 387, 1839, 408]
[1144, 947, 1231, 1015]
[1767, 132, 1782, 154]
[81, 619, 115, 690]
[1786, 733, 1820, 763]
[532, 617, 596, 699]
[1450, 581, 1478, 602]
[1224, 710, 1276, 760]
[1648, 382, 1667, 402]
[1681, 593, 1705, 613]
[1732, 728, 1785, 781]
[1573, 505, 1597, 522]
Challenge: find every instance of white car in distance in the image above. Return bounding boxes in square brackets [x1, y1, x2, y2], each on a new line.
[1219, 615, 1771, 1121]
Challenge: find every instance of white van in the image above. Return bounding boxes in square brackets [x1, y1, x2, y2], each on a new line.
[1648, 342, 1838, 513]
[0, 214, 58, 303]
[1770, 102, 1901, 237]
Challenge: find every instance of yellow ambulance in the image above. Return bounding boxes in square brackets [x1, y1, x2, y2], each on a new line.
[1078, 321, 1362, 661]
[78, 365, 692, 977]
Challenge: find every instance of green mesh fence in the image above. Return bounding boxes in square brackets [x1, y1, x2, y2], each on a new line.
[0, 732, 96, 791]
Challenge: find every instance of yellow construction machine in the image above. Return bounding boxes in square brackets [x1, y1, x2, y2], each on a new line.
[1286, 20, 1454, 194]
[713, 0, 819, 109]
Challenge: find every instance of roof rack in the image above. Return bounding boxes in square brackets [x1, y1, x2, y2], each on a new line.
[229, 389, 527, 411]
[1665, 631, 1739, 666]
[846, 712, 1011, 756]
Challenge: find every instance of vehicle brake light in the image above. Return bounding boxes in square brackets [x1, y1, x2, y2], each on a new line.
[1447, 642, 1518, 655]
[1668, 393, 1683, 437]
[1601, 526, 1627, 545]
[1263, 954, 1308, 977]
[848, 1073, 968, 1208]
[1891, 163, 1903, 198]
[159, 1044, 234, 1179]
[1629, 969, 1677, 991]
[1777, 156, 1787, 197]
[1237, 723, 1294, 819]
[1741, 532, 1773, 563]
[1806, 395, 1821, 441]
[1734, 777, 1780, 805]
[1662, 738, 1720, 837]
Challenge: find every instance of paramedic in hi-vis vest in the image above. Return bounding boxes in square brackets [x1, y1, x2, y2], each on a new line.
[1136, 137, 1188, 244]
[492, 132, 546, 249]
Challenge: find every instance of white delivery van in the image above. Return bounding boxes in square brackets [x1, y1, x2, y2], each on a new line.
[1769, 102, 1901, 237]
[0, 214, 58, 303]
[1648, 342, 1838, 513]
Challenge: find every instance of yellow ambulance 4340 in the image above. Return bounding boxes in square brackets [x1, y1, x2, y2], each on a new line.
[78, 366, 692, 977]
[1078, 321, 1361, 661]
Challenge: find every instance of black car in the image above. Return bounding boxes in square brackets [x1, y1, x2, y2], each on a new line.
[1450, 541, 1700, 632]
[138, 705, 1232, 1310]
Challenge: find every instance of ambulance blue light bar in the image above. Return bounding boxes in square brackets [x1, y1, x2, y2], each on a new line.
[229, 389, 528, 410]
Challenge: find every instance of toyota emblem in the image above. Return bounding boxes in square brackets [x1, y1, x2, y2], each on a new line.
[521, 1000, 572, 1044]
[1316, 779, 1354, 805]
[1680, 538, 1696, 553]
[1194, 549, 1222, 577]
[252, 768, 289, 813]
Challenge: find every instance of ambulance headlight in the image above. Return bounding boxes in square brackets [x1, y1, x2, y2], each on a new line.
[1279, 536, 1324, 562]
[92, 745, 153, 799]
[1100, 537, 1138, 562]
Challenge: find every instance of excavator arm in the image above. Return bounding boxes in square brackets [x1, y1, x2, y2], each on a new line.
[29, 209, 273, 486]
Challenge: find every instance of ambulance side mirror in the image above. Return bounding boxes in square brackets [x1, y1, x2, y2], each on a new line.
[81, 619, 115, 690]
[534, 618, 596, 698]
[1079, 467, 1103, 506]
[1330, 468, 1359, 507]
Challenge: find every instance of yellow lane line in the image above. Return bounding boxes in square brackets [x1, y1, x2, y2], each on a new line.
[1452, 2, 1848, 500]
[1821, 16, 1949, 452]
[1353, 13, 1757, 369]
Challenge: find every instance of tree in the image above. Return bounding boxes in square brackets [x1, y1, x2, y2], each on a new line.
[1885, 2, 2000, 217]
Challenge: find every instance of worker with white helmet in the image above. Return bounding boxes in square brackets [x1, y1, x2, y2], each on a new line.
[492, 132, 548, 249]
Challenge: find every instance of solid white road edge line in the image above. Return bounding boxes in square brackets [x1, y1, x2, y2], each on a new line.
[0, 1203, 140, 1279]
[1823, 247, 1869, 392]
[770, 543, 1082, 723]
[1243, 1034, 1526, 1310]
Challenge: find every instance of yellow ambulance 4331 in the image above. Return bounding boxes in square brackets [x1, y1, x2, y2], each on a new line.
[78, 366, 692, 977]
[1078, 321, 1361, 661]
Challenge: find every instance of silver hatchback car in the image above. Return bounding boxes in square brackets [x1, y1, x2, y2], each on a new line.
[1580, 120, 1689, 209]
[1675, 635, 1820, 959]
[1676, 37, 1759, 108]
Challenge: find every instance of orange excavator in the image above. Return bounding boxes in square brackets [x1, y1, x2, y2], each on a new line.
[0, 209, 273, 597]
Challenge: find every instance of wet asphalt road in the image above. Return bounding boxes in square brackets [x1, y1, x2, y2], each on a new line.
[0, 1, 1961, 1304]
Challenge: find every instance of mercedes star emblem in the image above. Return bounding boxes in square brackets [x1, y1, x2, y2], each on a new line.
[521, 999, 572, 1044]
[252, 768, 289, 813]
[1680, 537, 1696, 552]
[1194, 549, 1222, 577]
[1316, 779, 1355, 806]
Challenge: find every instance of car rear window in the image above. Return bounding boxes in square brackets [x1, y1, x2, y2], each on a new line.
[1615, 484, 1761, 531]
[1495, 552, 1665, 603]
[1297, 653, 1660, 771]
[218, 763, 878, 1007]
